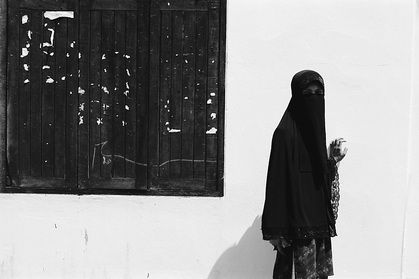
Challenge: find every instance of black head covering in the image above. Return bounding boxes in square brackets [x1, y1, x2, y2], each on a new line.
[262, 70, 336, 241]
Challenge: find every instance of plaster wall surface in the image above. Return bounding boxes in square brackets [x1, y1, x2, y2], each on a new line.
[1, 0, 418, 278]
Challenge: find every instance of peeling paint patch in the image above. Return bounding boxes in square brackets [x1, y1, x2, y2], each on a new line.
[206, 127, 217, 134]
[46, 77, 54, 83]
[211, 113, 217, 120]
[207, 99, 212, 104]
[24, 79, 30, 84]
[23, 64, 29, 71]
[21, 48, 29, 58]
[79, 116, 84, 125]
[43, 28, 55, 47]
[102, 86, 110, 94]
[22, 15, 28, 24]
[78, 87, 85, 95]
[44, 11, 74, 20]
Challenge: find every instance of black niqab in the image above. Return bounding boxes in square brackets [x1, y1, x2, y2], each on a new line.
[262, 70, 336, 241]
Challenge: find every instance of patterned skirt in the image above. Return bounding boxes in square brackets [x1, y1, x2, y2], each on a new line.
[273, 238, 333, 279]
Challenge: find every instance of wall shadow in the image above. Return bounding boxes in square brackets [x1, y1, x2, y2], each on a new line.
[207, 216, 276, 279]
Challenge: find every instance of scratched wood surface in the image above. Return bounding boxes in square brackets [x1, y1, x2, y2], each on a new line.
[149, 0, 224, 191]
[5, 0, 225, 195]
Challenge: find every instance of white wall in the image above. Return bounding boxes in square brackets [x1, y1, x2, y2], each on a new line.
[1, 0, 418, 278]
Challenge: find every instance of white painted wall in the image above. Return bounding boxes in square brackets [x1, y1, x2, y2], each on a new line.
[1, 0, 418, 278]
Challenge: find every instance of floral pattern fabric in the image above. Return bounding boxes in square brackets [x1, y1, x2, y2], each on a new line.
[273, 238, 333, 279]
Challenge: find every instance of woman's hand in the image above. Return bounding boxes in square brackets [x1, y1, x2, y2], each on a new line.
[329, 138, 348, 163]
[269, 238, 291, 255]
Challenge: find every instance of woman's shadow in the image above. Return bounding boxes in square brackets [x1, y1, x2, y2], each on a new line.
[207, 216, 276, 279]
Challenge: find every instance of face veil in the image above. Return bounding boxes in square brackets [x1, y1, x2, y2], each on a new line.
[289, 70, 328, 173]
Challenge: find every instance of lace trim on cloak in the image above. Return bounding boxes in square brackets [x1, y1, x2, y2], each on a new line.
[331, 169, 340, 220]
[263, 224, 337, 241]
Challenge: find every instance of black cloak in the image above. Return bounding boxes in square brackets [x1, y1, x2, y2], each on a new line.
[262, 70, 337, 241]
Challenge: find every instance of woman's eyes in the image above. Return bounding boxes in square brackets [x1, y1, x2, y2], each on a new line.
[302, 89, 324, 95]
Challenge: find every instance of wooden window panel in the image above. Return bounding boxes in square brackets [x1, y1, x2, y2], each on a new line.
[3, 0, 225, 196]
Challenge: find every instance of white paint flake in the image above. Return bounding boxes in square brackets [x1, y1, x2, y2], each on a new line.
[43, 28, 55, 47]
[78, 87, 85, 95]
[46, 77, 54, 83]
[42, 65, 50, 70]
[210, 92, 216, 96]
[79, 116, 84, 125]
[96, 118, 103, 125]
[70, 41, 75, 48]
[21, 48, 29, 58]
[123, 54, 131, 59]
[22, 15, 28, 24]
[169, 129, 181, 133]
[123, 90, 129, 97]
[206, 127, 217, 134]
[122, 121, 127, 126]
[125, 105, 130, 110]
[28, 30, 32, 40]
[44, 11, 74, 20]
[61, 76, 66, 81]
[102, 54, 106, 60]
[23, 64, 29, 71]
[24, 79, 30, 84]
[126, 69, 131, 76]
[125, 82, 130, 89]
[102, 86, 110, 94]
[79, 103, 85, 111]
[66, 53, 70, 57]
[211, 113, 217, 120]
[79, 53, 82, 59]
[207, 99, 212, 104]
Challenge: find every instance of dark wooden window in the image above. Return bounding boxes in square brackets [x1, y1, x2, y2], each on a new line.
[3, 0, 226, 196]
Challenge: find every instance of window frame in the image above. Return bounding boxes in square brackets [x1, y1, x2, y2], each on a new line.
[0, 0, 226, 197]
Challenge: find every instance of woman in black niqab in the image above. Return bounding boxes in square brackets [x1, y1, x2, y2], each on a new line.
[262, 70, 347, 279]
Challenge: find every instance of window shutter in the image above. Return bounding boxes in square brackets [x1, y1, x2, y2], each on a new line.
[5, 0, 224, 195]
[7, 0, 79, 189]
[148, 0, 224, 193]
[77, 0, 149, 191]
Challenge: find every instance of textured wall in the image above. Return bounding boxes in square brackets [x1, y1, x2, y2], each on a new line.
[1, 0, 418, 278]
